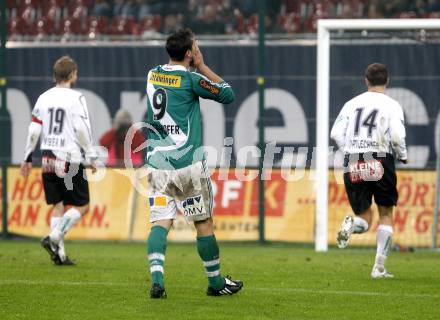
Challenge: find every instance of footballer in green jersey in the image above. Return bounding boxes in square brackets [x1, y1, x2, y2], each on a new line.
[145, 49, 234, 169]
[145, 29, 243, 299]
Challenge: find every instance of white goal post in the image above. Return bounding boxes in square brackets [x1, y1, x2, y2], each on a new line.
[315, 19, 440, 252]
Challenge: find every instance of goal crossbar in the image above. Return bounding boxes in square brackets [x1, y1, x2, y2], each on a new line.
[315, 19, 440, 252]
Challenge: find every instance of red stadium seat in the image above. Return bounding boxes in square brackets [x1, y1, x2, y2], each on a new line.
[86, 16, 109, 36]
[139, 16, 157, 33]
[35, 18, 56, 35]
[303, 14, 318, 32]
[427, 12, 440, 18]
[232, 9, 245, 34]
[282, 0, 303, 14]
[396, 12, 418, 19]
[152, 15, 162, 31]
[8, 16, 33, 36]
[350, 0, 365, 18]
[16, 0, 40, 8]
[313, 0, 333, 18]
[138, 15, 162, 33]
[52, 0, 65, 6]
[76, 0, 93, 7]
[109, 16, 137, 35]
[16, 0, 37, 22]
[7, 0, 16, 9]
[127, 17, 138, 35]
[41, 0, 63, 22]
[8, 17, 25, 35]
[10, 0, 438, 39]
[68, 0, 88, 20]
[60, 17, 83, 35]
[279, 12, 301, 33]
[246, 14, 258, 34]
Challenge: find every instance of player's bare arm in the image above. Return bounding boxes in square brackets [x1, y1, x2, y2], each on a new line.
[192, 41, 223, 84]
[21, 117, 43, 177]
[20, 162, 32, 177]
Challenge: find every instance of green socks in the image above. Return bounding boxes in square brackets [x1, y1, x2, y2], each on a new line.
[148, 229, 224, 290]
[147, 225, 168, 287]
[197, 235, 225, 290]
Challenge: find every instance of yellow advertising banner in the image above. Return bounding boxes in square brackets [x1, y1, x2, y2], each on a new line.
[328, 170, 438, 247]
[1, 168, 143, 240]
[0, 167, 438, 246]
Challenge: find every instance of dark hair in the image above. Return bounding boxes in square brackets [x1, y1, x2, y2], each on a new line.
[53, 56, 77, 83]
[166, 29, 194, 61]
[364, 63, 388, 86]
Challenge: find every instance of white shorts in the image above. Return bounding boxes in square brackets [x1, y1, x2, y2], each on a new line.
[147, 161, 214, 223]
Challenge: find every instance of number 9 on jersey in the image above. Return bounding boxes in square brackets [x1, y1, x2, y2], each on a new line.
[153, 88, 167, 120]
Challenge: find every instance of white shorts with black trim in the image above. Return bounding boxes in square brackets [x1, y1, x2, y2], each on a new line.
[147, 161, 214, 223]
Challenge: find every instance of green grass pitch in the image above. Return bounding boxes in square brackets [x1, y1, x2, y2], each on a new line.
[0, 240, 439, 320]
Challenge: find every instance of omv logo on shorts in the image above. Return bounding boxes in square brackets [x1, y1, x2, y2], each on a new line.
[182, 195, 206, 216]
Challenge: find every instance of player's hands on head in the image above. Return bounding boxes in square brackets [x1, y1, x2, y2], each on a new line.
[20, 162, 32, 178]
[192, 41, 205, 69]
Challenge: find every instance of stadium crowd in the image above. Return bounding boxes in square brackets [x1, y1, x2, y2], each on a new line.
[7, 0, 440, 40]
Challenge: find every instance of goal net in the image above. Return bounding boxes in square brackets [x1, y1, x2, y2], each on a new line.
[315, 19, 440, 251]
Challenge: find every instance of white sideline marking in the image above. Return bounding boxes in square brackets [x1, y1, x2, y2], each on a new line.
[0, 280, 438, 299]
[251, 287, 440, 299]
[0, 279, 135, 287]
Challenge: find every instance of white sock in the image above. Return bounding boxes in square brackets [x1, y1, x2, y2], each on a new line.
[49, 208, 81, 243]
[57, 237, 66, 261]
[50, 216, 65, 257]
[50, 217, 61, 230]
[375, 224, 393, 267]
[353, 216, 369, 234]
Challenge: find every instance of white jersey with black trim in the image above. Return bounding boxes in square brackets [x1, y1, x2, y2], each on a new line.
[330, 91, 407, 160]
[31, 87, 93, 162]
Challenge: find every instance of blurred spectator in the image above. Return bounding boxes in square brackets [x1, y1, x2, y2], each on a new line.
[339, 1, 355, 19]
[90, 0, 111, 17]
[162, 14, 183, 34]
[427, 0, 440, 12]
[282, 0, 305, 16]
[265, 15, 283, 34]
[113, 0, 125, 16]
[188, 0, 204, 17]
[99, 109, 145, 167]
[266, 0, 282, 20]
[148, 0, 165, 15]
[365, 0, 383, 19]
[121, 0, 138, 18]
[217, 0, 235, 33]
[168, 0, 188, 15]
[190, 4, 225, 34]
[138, 0, 152, 18]
[410, 0, 428, 16]
[7, 0, 440, 39]
[43, 0, 63, 22]
[379, 0, 408, 18]
[235, 0, 257, 17]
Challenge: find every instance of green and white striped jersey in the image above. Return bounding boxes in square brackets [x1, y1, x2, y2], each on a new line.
[145, 64, 234, 170]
